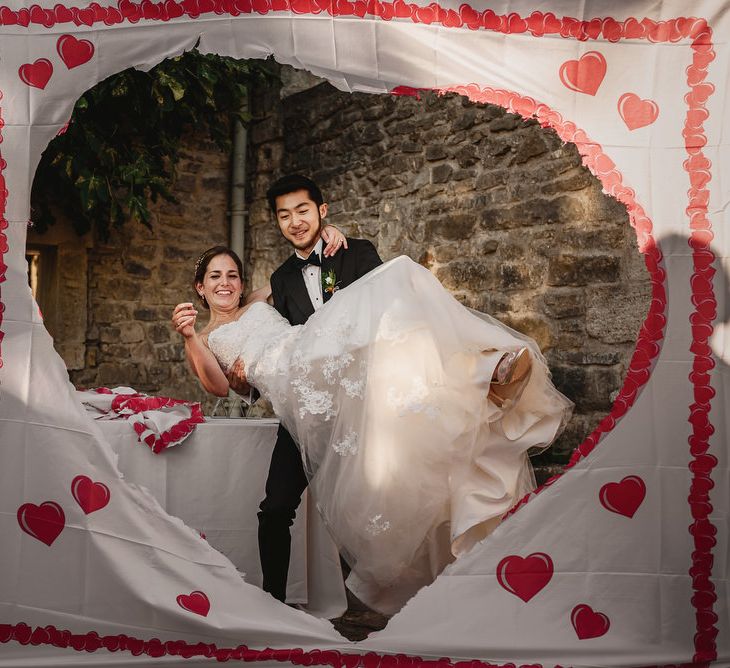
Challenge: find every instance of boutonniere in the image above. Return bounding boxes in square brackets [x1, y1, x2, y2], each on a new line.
[322, 268, 340, 295]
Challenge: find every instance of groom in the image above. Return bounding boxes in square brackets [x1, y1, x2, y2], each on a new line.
[235, 174, 382, 602]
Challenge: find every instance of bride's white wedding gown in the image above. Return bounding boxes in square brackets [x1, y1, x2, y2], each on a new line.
[208, 256, 572, 614]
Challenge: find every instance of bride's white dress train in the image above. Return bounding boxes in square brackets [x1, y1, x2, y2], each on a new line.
[209, 256, 572, 614]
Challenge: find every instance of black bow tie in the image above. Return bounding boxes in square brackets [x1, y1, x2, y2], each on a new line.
[294, 251, 321, 269]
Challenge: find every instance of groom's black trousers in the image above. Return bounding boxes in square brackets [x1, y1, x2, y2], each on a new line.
[257, 424, 308, 603]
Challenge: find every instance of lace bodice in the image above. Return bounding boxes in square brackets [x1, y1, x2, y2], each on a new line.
[207, 302, 296, 384]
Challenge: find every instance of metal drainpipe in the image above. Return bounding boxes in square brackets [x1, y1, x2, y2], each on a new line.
[229, 109, 248, 278]
[227, 103, 249, 412]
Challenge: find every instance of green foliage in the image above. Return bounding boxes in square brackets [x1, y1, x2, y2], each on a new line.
[31, 50, 274, 238]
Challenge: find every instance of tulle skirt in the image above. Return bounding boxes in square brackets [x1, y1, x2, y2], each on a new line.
[263, 257, 572, 614]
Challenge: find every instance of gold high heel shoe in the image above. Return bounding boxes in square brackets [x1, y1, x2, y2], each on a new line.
[488, 347, 532, 408]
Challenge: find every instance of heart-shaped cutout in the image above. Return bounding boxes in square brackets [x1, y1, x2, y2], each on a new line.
[496, 552, 554, 602]
[57, 34, 95, 69]
[176, 590, 210, 617]
[618, 92, 659, 130]
[17, 501, 65, 546]
[71, 475, 111, 514]
[599, 475, 646, 518]
[559, 51, 606, 96]
[18, 58, 53, 89]
[571, 603, 610, 639]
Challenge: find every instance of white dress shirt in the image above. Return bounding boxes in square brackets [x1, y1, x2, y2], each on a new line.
[296, 238, 324, 311]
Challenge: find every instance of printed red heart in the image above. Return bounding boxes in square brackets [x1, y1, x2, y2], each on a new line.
[17, 501, 65, 545]
[56, 34, 95, 69]
[71, 475, 111, 514]
[559, 51, 606, 96]
[571, 603, 610, 639]
[176, 590, 210, 616]
[599, 475, 646, 518]
[496, 552, 553, 602]
[18, 58, 53, 89]
[618, 92, 659, 131]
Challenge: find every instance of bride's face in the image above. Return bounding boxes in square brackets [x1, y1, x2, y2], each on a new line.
[197, 254, 243, 313]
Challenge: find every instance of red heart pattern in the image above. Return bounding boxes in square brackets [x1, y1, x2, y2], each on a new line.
[17, 501, 65, 546]
[176, 590, 210, 617]
[618, 92, 659, 130]
[496, 552, 553, 602]
[71, 475, 111, 514]
[57, 34, 95, 69]
[559, 51, 606, 96]
[18, 58, 53, 89]
[599, 475, 646, 518]
[571, 604, 610, 639]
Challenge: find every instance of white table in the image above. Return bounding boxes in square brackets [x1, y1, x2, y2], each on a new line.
[98, 418, 346, 619]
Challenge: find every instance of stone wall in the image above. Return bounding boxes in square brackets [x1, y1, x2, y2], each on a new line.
[246, 72, 651, 463]
[29, 135, 232, 410]
[31, 70, 652, 463]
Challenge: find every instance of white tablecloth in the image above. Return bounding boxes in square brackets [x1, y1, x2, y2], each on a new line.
[98, 417, 346, 619]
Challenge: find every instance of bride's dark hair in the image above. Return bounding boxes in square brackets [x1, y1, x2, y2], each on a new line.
[193, 246, 244, 310]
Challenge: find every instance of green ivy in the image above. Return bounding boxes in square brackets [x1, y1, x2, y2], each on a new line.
[31, 50, 275, 238]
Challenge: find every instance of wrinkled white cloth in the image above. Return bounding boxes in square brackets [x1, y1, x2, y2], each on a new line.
[209, 256, 572, 613]
[76, 386, 205, 453]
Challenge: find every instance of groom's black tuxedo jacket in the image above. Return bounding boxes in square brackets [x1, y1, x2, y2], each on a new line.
[270, 237, 382, 326]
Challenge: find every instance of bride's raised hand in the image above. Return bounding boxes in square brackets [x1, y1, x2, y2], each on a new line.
[321, 224, 348, 257]
[172, 302, 198, 339]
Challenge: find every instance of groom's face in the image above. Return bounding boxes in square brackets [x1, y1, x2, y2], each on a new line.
[274, 189, 328, 256]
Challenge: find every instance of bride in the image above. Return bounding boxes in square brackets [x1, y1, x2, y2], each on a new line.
[172, 241, 572, 615]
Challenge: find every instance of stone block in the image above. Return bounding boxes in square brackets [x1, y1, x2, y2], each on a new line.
[547, 254, 621, 286]
[475, 170, 508, 191]
[550, 365, 622, 412]
[436, 259, 495, 292]
[513, 132, 548, 164]
[56, 342, 85, 371]
[498, 263, 536, 291]
[540, 170, 594, 194]
[452, 110, 476, 132]
[148, 323, 172, 344]
[586, 285, 651, 343]
[427, 214, 476, 241]
[489, 113, 520, 132]
[399, 141, 421, 153]
[99, 343, 131, 359]
[452, 168, 476, 182]
[94, 302, 132, 324]
[99, 326, 122, 343]
[120, 322, 145, 344]
[124, 261, 152, 278]
[455, 145, 479, 168]
[133, 308, 159, 321]
[555, 224, 624, 251]
[541, 289, 586, 319]
[425, 145, 448, 161]
[431, 163, 453, 184]
[97, 362, 145, 387]
[501, 314, 553, 350]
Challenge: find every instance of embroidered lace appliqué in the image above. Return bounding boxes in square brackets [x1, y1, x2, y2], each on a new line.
[387, 376, 440, 419]
[366, 514, 391, 536]
[314, 315, 355, 346]
[292, 377, 336, 421]
[377, 309, 409, 344]
[332, 431, 359, 456]
[322, 352, 354, 384]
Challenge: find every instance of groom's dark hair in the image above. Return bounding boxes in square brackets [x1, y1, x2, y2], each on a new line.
[266, 174, 324, 214]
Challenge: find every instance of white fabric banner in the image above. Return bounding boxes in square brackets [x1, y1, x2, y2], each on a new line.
[0, 1, 728, 666]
